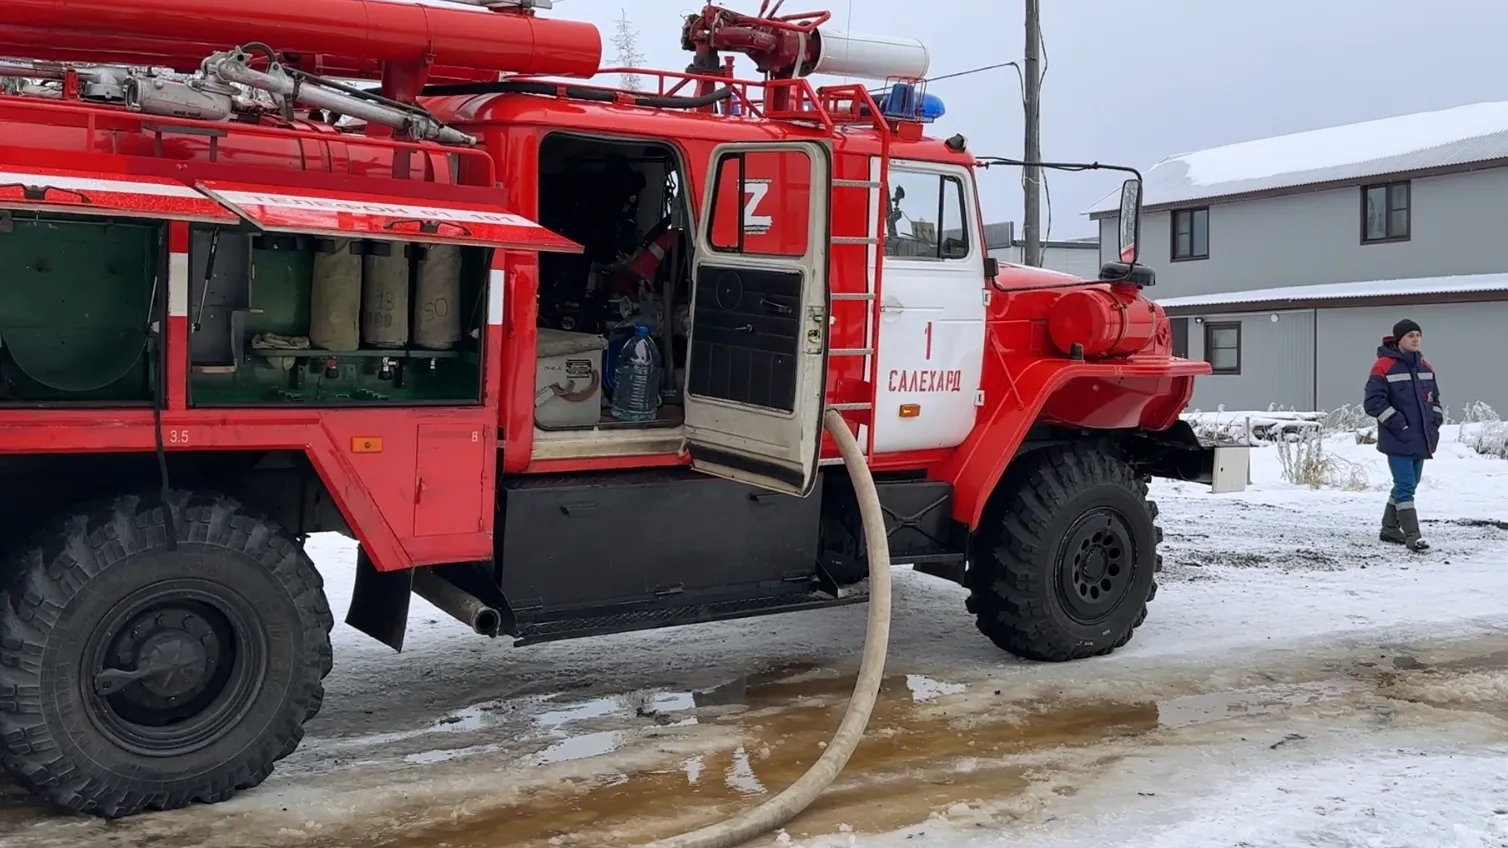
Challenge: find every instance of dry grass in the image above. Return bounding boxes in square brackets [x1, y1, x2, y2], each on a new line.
[1274, 429, 1371, 491]
[1458, 402, 1508, 460]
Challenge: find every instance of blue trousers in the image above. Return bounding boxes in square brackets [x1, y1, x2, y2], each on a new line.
[1387, 455, 1426, 507]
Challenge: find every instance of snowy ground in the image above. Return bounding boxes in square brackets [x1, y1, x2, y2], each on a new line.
[2, 425, 1507, 847]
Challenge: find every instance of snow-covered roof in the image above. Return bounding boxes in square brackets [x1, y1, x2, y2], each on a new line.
[1085, 101, 1508, 216]
[1154, 271, 1508, 311]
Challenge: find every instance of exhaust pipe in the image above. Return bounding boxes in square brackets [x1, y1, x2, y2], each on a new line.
[411, 568, 503, 637]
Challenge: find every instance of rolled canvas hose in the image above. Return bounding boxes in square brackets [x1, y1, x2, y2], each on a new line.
[642, 407, 894, 848]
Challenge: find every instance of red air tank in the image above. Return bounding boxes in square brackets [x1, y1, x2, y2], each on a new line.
[1047, 285, 1160, 359]
[0, 0, 602, 78]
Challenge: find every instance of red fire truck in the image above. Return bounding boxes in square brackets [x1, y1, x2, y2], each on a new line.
[0, 0, 1215, 819]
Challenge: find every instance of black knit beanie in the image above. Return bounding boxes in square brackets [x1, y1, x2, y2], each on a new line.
[1392, 318, 1421, 340]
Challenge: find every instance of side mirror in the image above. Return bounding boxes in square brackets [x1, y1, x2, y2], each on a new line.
[1117, 177, 1142, 265]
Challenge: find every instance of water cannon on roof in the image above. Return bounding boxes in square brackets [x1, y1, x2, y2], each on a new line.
[681, 5, 931, 85]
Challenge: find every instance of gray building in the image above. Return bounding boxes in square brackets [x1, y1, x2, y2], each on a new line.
[1085, 101, 1508, 416]
[982, 221, 1101, 279]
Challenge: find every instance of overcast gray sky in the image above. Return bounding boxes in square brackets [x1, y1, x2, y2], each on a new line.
[563, 0, 1502, 239]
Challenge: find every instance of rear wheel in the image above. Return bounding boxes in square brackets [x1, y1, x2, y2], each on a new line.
[966, 443, 1162, 662]
[0, 491, 334, 817]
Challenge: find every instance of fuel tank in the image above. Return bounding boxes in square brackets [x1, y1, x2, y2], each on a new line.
[0, 0, 602, 78]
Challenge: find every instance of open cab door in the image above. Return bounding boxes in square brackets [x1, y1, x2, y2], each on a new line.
[683, 141, 831, 497]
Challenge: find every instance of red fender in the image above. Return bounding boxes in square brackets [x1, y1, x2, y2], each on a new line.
[939, 355, 1206, 530]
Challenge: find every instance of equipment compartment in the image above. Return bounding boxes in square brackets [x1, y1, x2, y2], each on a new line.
[533, 133, 692, 430]
[0, 212, 160, 405]
[186, 226, 489, 406]
[497, 469, 823, 616]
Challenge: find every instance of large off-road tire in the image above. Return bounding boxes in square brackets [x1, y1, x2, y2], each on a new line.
[0, 490, 334, 818]
[966, 443, 1163, 662]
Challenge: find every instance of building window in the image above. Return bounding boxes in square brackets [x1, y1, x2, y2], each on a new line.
[1171, 207, 1209, 261]
[1362, 181, 1410, 243]
[1170, 317, 1189, 358]
[1204, 321, 1241, 374]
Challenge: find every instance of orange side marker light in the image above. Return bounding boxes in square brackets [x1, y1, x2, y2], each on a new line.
[351, 437, 383, 453]
[898, 404, 921, 418]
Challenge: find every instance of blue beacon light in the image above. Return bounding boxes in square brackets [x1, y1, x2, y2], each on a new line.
[878, 82, 946, 122]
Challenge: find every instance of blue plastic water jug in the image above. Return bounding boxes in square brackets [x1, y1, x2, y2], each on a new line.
[609, 325, 662, 422]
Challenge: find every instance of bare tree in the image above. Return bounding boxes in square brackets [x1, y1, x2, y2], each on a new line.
[610, 10, 645, 91]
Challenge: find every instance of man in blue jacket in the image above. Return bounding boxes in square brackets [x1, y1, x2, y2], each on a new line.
[1363, 319, 1441, 552]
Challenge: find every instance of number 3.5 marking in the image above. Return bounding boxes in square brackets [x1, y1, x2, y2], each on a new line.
[168, 429, 189, 445]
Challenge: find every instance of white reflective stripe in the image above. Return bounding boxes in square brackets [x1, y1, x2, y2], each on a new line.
[487, 269, 505, 325]
[1377, 406, 1397, 422]
[1395, 500, 1416, 511]
[1385, 372, 1412, 382]
[0, 169, 206, 198]
[210, 189, 545, 228]
[647, 242, 667, 260]
[168, 252, 189, 317]
[1417, 371, 1434, 381]
[1433, 406, 1444, 415]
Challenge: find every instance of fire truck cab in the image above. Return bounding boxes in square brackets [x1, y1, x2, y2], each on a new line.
[0, 0, 1216, 820]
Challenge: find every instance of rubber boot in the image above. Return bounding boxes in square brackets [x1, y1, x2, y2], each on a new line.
[1379, 500, 1405, 545]
[1397, 503, 1430, 552]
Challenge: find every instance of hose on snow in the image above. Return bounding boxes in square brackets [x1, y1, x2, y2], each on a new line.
[642, 408, 894, 848]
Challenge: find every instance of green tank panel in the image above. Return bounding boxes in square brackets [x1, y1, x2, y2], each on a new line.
[0, 214, 158, 403]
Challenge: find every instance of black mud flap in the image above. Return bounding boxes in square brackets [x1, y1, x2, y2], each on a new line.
[344, 548, 414, 652]
[1123, 420, 1217, 485]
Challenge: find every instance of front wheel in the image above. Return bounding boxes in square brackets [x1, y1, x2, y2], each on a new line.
[966, 443, 1162, 662]
[0, 491, 334, 818]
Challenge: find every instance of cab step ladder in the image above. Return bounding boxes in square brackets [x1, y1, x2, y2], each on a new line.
[824, 139, 892, 460]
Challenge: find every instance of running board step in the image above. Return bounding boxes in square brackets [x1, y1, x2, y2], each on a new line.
[510, 586, 870, 646]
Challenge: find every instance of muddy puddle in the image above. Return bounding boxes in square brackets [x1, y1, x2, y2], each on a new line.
[350, 664, 1345, 848]
[10, 641, 1508, 848]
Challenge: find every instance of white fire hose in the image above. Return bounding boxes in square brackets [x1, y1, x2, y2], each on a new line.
[643, 408, 894, 848]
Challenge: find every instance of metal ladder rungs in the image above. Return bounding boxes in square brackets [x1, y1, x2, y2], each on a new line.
[830, 292, 875, 301]
[828, 402, 873, 411]
[832, 178, 884, 189]
[829, 347, 874, 357]
[831, 236, 879, 245]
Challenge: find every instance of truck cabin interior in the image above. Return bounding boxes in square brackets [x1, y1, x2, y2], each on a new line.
[533, 132, 693, 437]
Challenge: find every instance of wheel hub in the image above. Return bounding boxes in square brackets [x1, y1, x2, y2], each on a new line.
[101, 608, 220, 705]
[82, 585, 263, 758]
[1058, 510, 1135, 623]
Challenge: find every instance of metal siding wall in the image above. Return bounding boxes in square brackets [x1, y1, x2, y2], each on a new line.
[1185, 310, 1316, 412]
[1093, 166, 1508, 301]
[1043, 246, 1102, 279]
[1314, 302, 1508, 415]
[990, 245, 1101, 279]
[1099, 216, 1119, 266]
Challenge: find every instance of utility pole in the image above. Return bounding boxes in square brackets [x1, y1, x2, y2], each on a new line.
[1022, 0, 1042, 267]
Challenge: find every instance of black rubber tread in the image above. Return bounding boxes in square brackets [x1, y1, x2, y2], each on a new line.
[967, 443, 1162, 662]
[0, 490, 334, 818]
